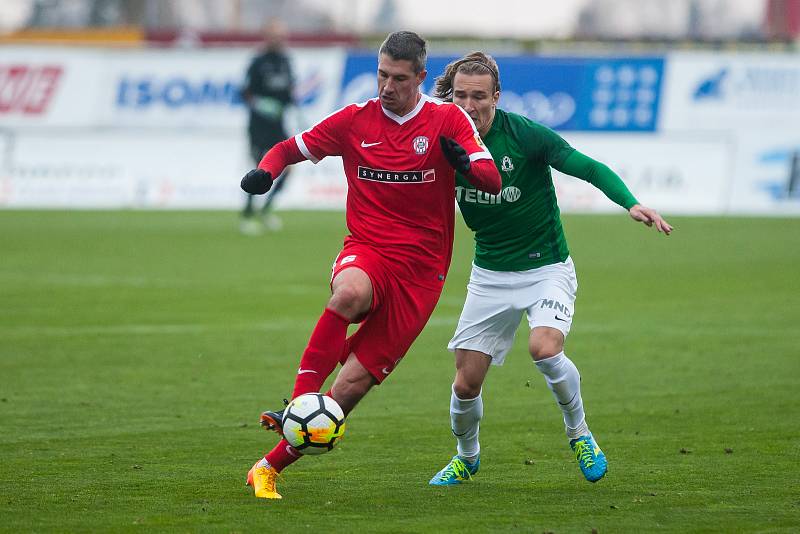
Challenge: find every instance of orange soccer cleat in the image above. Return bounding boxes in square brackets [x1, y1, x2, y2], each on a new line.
[245, 461, 282, 499]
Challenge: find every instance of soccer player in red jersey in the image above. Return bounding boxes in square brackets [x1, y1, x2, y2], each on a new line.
[241, 31, 502, 499]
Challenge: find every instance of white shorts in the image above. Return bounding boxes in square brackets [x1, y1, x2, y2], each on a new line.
[447, 257, 578, 365]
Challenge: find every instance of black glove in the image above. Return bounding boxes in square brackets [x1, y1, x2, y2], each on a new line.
[240, 169, 273, 195]
[439, 136, 471, 174]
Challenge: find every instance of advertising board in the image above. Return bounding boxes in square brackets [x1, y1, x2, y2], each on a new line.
[1, 47, 106, 128]
[660, 52, 800, 131]
[340, 53, 664, 132]
[0, 46, 344, 130]
[2, 46, 799, 214]
[108, 47, 344, 129]
[554, 133, 732, 214]
[726, 131, 800, 215]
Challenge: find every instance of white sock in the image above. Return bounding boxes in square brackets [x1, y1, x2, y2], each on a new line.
[450, 384, 482, 462]
[535, 352, 589, 439]
[257, 458, 270, 468]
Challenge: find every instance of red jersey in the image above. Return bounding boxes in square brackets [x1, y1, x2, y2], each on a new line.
[294, 94, 494, 288]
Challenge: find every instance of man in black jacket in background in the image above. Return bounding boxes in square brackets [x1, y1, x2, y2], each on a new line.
[240, 19, 295, 234]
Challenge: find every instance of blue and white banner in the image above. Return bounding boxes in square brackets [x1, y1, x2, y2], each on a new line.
[2, 45, 800, 214]
[659, 51, 800, 214]
[727, 132, 800, 214]
[0, 46, 344, 130]
[660, 52, 800, 131]
[107, 47, 344, 129]
[340, 53, 664, 132]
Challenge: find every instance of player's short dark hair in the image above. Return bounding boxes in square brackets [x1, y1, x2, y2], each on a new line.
[378, 31, 427, 74]
[434, 51, 501, 102]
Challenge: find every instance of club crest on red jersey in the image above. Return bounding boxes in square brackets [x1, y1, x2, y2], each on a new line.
[412, 136, 429, 155]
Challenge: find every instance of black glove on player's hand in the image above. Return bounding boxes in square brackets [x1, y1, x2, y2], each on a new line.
[439, 136, 471, 174]
[240, 169, 273, 195]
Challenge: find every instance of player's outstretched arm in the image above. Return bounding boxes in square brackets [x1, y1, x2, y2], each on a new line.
[628, 204, 673, 235]
[557, 150, 638, 211]
[555, 150, 671, 235]
[240, 137, 307, 195]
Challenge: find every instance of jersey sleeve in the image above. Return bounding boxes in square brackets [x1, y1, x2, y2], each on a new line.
[556, 150, 639, 209]
[517, 120, 575, 168]
[294, 105, 352, 163]
[447, 105, 494, 163]
[257, 137, 306, 177]
[514, 116, 638, 209]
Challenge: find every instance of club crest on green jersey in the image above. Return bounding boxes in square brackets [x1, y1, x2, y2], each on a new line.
[501, 155, 514, 172]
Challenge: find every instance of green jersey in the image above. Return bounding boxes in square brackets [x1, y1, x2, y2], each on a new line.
[456, 109, 638, 272]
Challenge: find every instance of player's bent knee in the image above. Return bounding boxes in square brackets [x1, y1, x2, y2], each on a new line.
[453, 378, 482, 400]
[328, 285, 370, 321]
[452, 350, 490, 398]
[529, 342, 562, 361]
[529, 328, 565, 361]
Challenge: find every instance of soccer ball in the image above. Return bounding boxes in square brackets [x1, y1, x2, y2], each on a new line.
[282, 393, 346, 455]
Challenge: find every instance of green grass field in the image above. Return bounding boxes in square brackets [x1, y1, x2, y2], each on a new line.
[1, 210, 798, 533]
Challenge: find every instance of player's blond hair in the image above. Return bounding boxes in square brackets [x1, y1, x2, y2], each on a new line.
[434, 52, 500, 102]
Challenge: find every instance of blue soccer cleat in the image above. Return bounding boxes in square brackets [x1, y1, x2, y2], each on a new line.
[570, 434, 608, 482]
[259, 398, 290, 436]
[429, 455, 480, 486]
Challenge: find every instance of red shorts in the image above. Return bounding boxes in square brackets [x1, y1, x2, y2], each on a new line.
[331, 241, 444, 384]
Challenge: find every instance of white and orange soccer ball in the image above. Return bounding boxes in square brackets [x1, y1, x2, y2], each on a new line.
[282, 393, 346, 455]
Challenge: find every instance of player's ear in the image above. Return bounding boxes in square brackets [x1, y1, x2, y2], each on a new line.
[493, 90, 500, 106]
[417, 69, 427, 85]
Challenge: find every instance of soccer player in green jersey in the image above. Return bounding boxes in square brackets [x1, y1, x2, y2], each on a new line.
[429, 52, 673, 485]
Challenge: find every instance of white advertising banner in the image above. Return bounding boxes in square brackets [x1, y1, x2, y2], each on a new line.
[106, 47, 345, 129]
[2, 46, 799, 215]
[726, 131, 800, 215]
[0, 45, 349, 209]
[660, 51, 800, 131]
[0, 46, 345, 130]
[108, 48, 251, 129]
[0, 130, 347, 209]
[0, 129, 737, 212]
[552, 133, 732, 215]
[0, 131, 243, 208]
[0, 47, 107, 128]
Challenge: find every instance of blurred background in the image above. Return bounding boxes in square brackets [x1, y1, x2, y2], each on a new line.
[1, 0, 799, 215]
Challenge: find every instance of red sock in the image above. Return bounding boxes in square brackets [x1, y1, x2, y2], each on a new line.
[291, 308, 350, 398]
[264, 439, 302, 472]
